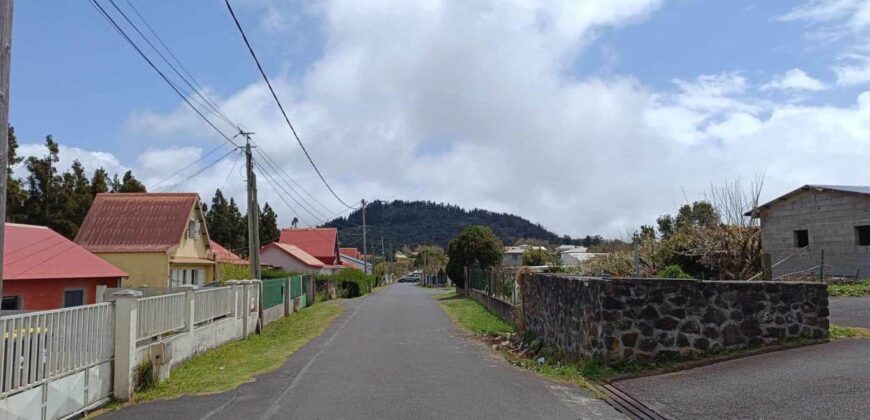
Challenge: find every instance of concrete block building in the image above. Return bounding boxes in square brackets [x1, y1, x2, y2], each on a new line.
[750, 185, 870, 278]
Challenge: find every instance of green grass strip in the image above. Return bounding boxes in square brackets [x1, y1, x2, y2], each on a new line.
[132, 302, 342, 402]
[828, 280, 870, 297]
[435, 291, 515, 335]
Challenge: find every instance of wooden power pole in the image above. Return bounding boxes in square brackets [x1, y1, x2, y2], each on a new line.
[361, 199, 367, 274]
[0, 0, 13, 303]
[243, 133, 261, 279]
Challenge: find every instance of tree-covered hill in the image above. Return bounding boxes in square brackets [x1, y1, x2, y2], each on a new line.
[322, 200, 589, 253]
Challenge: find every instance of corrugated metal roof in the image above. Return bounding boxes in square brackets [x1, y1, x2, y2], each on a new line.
[262, 242, 325, 268]
[75, 193, 203, 253]
[751, 184, 870, 216]
[210, 240, 248, 264]
[278, 228, 338, 263]
[4, 223, 127, 280]
[339, 247, 360, 259]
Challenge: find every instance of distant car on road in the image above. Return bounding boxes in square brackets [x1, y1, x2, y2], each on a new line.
[399, 272, 421, 283]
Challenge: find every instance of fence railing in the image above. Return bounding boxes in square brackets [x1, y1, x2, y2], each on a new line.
[765, 247, 870, 282]
[468, 266, 518, 304]
[290, 275, 303, 298]
[137, 292, 186, 340]
[194, 287, 234, 324]
[1, 303, 114, 396]
[262, 279, 285, 309]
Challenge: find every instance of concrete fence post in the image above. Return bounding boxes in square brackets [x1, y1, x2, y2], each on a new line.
[240, 280, 251, 337]
[284, 277, 292, 317]
[96, 285, 107, 303]
[112, 289, 143, 402]
[227, 280, 240, 318]
[183, 288, 196, 332]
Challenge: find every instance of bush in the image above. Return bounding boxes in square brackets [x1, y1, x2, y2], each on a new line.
[656, 264, 692, 279]
[315, 269, 377, 298]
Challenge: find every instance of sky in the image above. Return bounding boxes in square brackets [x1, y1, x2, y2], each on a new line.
[9, 0, 870, 238]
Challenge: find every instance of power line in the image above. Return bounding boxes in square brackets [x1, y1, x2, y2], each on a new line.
[89, 0, 239, 148]
[252, 147, 331, 220]
[224, 0, 354, 209]
[251, 142, 336, 215]
[162, 147, 239, 192]
[148, 142, 230, 191]
[121, 0, 237, 129]
[251, 158, 315, 226]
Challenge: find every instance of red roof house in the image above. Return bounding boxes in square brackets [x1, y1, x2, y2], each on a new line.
[278, 228, 340, 265]
[339, 247, 361, 260]
[2, 223, 127, 311]
[260, 242, 325, 274]
[210, 240, 247, 265]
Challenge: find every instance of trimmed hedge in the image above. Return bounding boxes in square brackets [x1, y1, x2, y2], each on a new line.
[315, 269, 377, 298]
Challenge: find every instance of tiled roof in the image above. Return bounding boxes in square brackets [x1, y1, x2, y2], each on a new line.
[278, 228, 338, 263]
[75, 193, 203, 253]
[4, 223, 127, 280]
[262, 242, 325, 268]
[210, 240, 248, 264]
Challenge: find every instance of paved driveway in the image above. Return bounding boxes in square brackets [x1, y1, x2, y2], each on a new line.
[829, 297, 870, 328]
[101, 284, 622, 420]
[615, 296, 870, 419]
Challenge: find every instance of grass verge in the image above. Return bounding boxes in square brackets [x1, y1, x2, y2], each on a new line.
[830, 324, 870, 339]
[435, 291, 514, 335]
[132, 302, 341, 403]
[828, 280, 870, 297]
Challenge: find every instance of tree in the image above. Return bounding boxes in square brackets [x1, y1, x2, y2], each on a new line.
[5, 127, 26, 222]
[114, 170, 146, 193]
[414, 245, 447, 275]
[445, 225, 504, 288]
[291, 216, 299, 228]
[206, 189, 247, 255]
[259, 203, 280, 243]
[23, 135, 60, 227]
[521, 248, 549, 266]
[91, 168, 110, 195]
[56, 160, 93, 238]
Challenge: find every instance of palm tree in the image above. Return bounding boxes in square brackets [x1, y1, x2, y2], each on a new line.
[291, 217, 299, 228]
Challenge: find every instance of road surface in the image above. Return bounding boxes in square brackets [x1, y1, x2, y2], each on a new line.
[101, 283, 622, 420]
[616, 298, 870, 420]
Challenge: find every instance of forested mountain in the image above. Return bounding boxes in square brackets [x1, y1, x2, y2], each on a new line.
[322, 200, 595, 252]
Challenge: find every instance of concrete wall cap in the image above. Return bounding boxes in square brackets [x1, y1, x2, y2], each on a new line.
[111, 289, 143, 297]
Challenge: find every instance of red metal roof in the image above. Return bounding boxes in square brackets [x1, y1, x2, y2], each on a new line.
[339, 247, 361, 259]
[75, 193, 204, 253]
[4, 223, 127, 280]
[262, 242, 325, 268]
[210, 240, 248, 264]
[278, 228, 339, 264]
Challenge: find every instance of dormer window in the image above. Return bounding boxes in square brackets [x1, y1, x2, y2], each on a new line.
[188, 220, 201, 240]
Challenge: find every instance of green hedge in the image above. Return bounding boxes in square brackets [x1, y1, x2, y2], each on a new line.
[315, 269, 377, 298]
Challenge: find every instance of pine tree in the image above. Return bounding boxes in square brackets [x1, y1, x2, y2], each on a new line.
[23, 135, 60, 228]
[259, 203, 280, 243]
[91, 168, 110, 195]
[116, 170, 146, 193]
[5, 126, 26, 222]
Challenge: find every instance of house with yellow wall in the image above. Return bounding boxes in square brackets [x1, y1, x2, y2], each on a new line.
[75, 193, 216, 288]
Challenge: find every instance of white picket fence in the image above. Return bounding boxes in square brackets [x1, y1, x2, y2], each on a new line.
[194, 287, 234, 324]
[136, 293, 186, 340]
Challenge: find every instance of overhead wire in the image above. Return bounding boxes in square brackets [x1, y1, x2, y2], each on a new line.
[89, 0, 239, 148]
[148, 142, 231, 191]
[252, 147, 331, 220]
[251, 142, 336, 215]
[162, 148, 239, 192]
[224, 0, 354, 209]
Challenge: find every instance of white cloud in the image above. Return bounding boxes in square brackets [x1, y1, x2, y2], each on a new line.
[79, 0, 870, 237]
[761, 68, 826, 91]
[260, 6, 288, 32]
[14, 143, 128, 181]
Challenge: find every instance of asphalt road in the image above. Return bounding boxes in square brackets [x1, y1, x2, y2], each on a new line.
[616, 339, 870, 420]
[829, 297, 870, 328]
[101, 283, 622, 420]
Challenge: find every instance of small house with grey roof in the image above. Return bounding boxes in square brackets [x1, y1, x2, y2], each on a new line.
[750, 185, 870, 279]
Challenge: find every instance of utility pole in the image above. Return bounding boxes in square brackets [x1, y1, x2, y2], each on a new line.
[361, 199, 367, 274]
[242, 132, 261, 279]
[0, 0, 13, 303]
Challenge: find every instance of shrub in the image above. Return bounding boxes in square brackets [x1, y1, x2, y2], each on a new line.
[656, 264, 692, 279]
[315, 269, 377, 298]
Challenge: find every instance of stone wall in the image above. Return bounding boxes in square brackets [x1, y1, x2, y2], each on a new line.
[520, 274, 829, 364]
